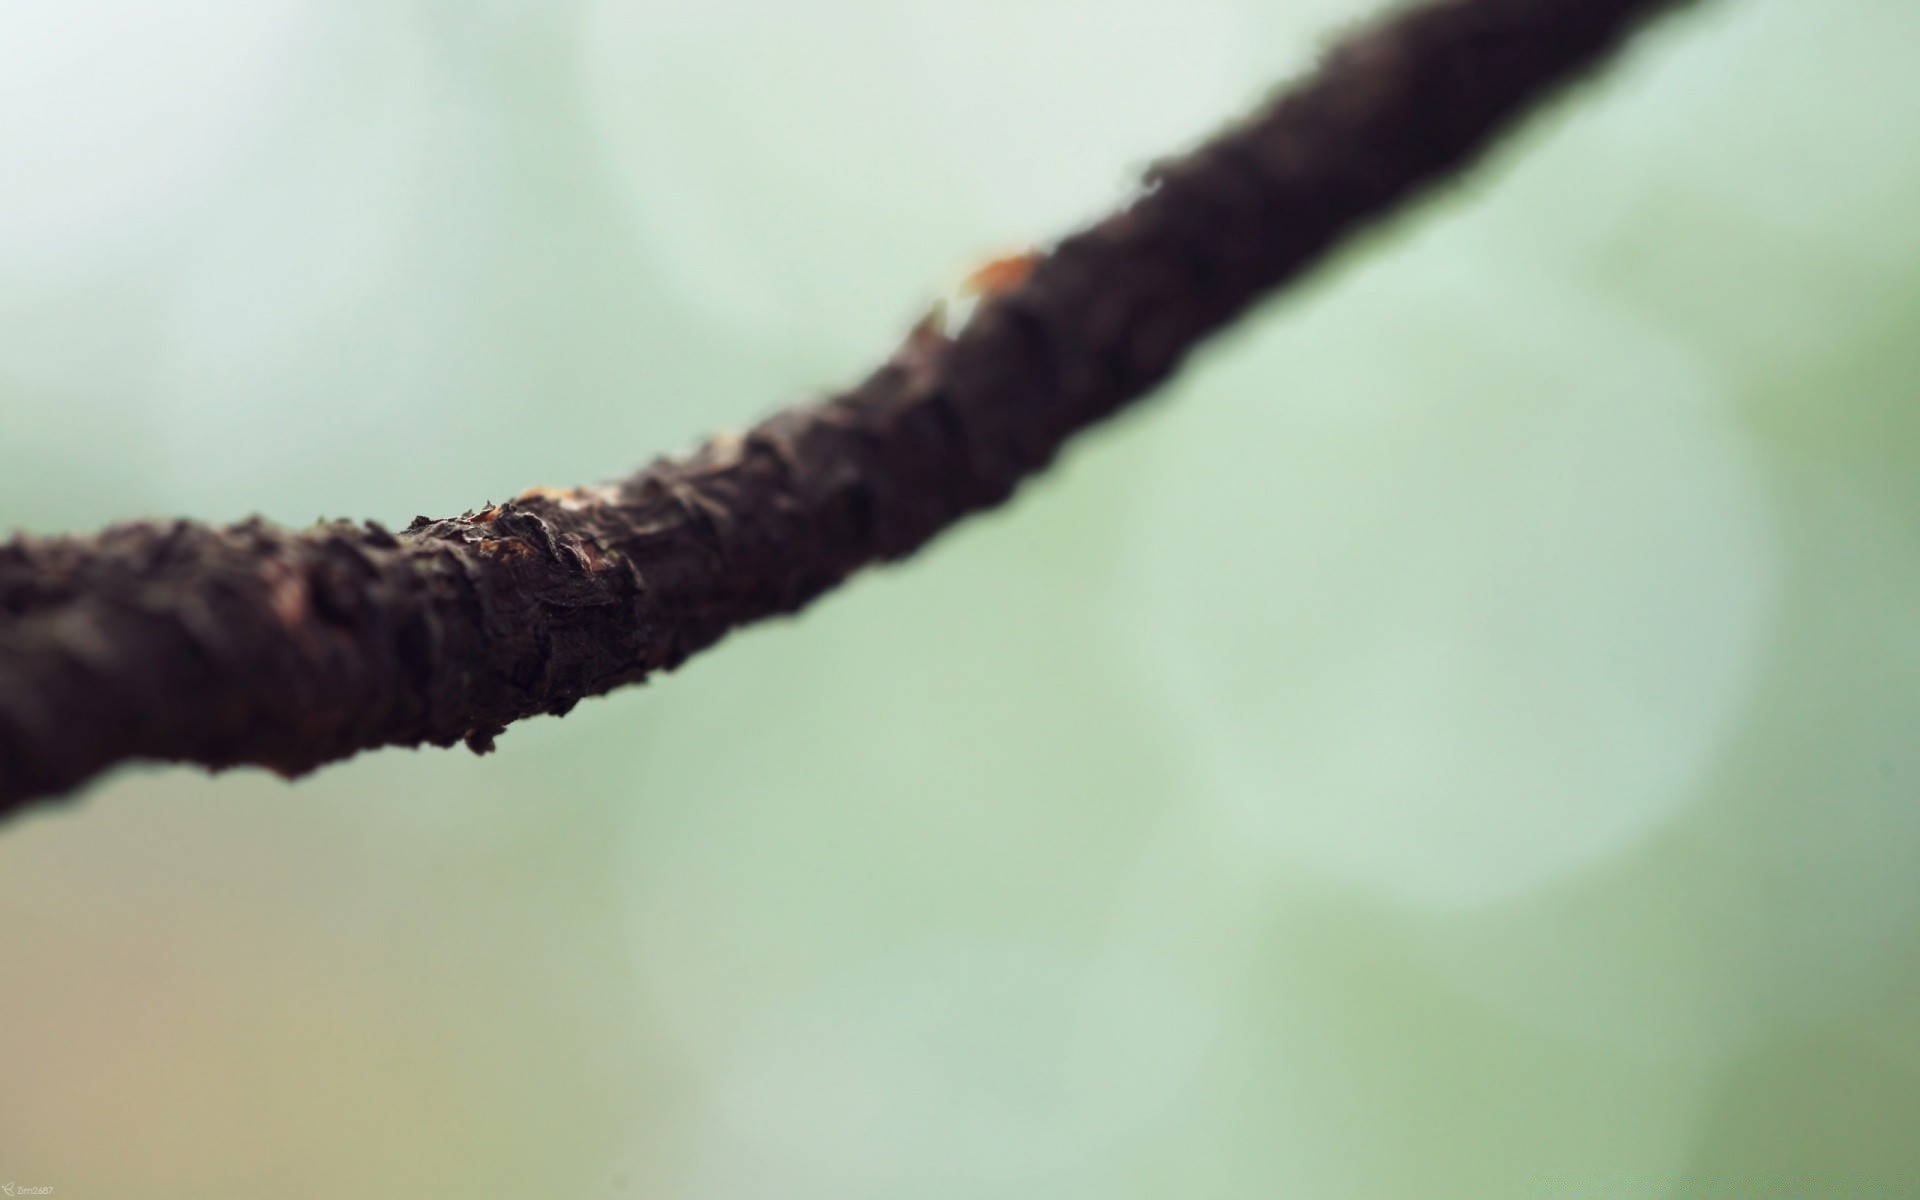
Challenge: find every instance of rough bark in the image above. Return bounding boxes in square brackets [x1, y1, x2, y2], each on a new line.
[0, 0, 1694, 817]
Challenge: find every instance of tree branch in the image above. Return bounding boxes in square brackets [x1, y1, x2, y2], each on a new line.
[0, 0, 1694, 817]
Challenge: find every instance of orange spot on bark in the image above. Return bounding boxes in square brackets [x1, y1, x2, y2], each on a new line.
[961, 249, 1041, 298]
[477, 537, 533, 560]
[516, 485, 579, 503]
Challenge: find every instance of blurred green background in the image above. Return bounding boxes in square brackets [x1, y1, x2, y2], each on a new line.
[3, 0, 1919, 1194]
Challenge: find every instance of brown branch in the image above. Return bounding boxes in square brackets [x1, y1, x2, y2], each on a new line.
[0, 0, 1695, 818]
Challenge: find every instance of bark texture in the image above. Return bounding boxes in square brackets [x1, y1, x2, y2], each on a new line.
[0, 0, 1694, 817]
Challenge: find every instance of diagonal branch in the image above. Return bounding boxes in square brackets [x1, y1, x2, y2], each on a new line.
[0, 0, 1695, 818]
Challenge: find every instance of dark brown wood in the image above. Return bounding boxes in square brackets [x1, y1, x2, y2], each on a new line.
[0, 0, 1694, 816]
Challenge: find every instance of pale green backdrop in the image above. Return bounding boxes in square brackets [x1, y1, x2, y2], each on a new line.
[2, 0, 1919, 1195]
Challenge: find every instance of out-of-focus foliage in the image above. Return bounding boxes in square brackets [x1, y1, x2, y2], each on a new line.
[2, 0, 1918, 1195]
